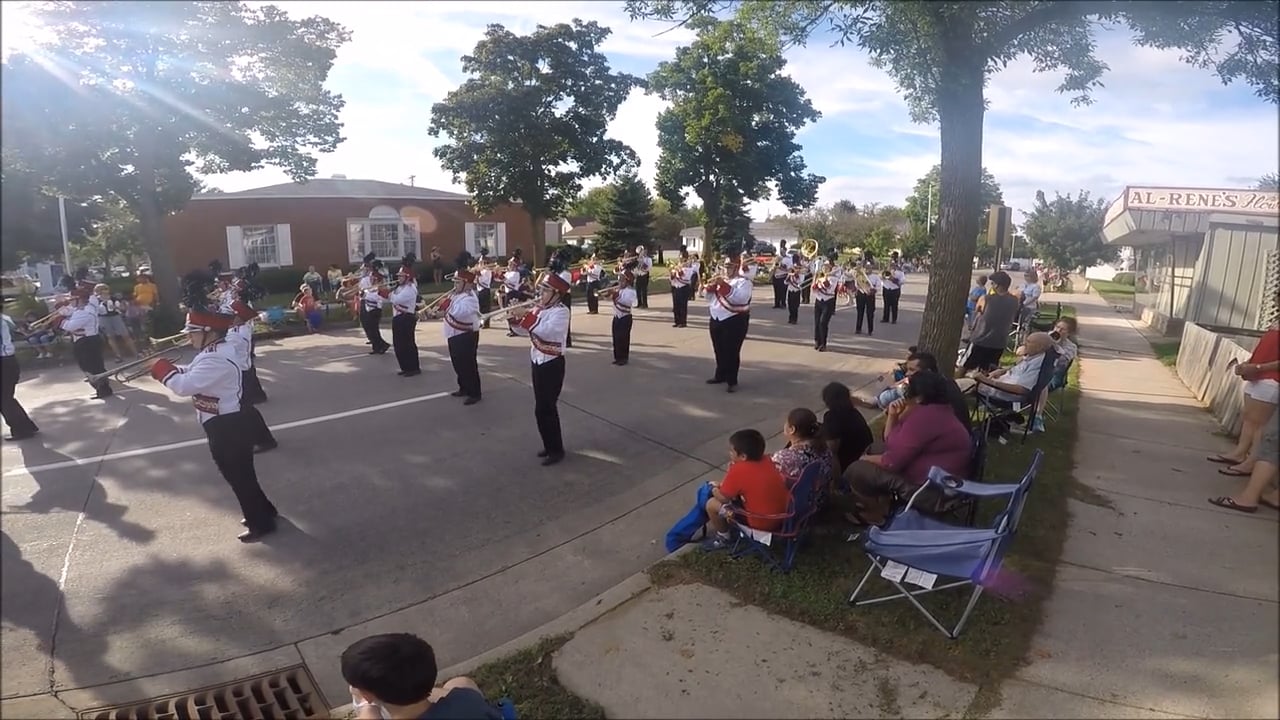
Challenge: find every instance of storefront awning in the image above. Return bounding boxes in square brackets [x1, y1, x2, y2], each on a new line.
[1102, 186, 1279, 246]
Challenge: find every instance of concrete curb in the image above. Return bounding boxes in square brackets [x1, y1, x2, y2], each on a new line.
[326, 544, 699, 716]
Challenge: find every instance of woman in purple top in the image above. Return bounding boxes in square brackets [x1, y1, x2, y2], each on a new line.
[842, 370, 972, 526]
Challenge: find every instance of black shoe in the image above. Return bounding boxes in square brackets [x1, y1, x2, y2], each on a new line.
[402, 370, 421, 377]
[611, 359, 620, 365]
[241, 510, 280, 526]
[396, 371, 407, 376]
[616, 360, 627, 366]
[818, 345, 827, 352]
[5, 430, 39, 441]
[253, 441, 278, 454]
[855, 330, 863, 335]
[706, 378, 725, 385]
[450, 390, 467, 397]
[673, 323, 680, 327]
[238, 523, 277, 543]
[537, 449, 549, 458]
[376, 347, 390, 354]
[463, 396, 481, 405]
[726, 384, 737, 393]
[541, 453, 565, 466]
[507, 332, 518, 337]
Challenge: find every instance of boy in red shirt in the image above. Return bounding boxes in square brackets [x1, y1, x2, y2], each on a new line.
[704, 429, 790, 549]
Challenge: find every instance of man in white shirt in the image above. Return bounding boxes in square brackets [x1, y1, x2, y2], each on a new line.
[1, 311, 40, 440]
[584, 254, 604, 315]
[61, 283, 113, 399]
[609, 264, 639, 365]
[509, 266, 572, 466]
[669, 254, 692, 328]
[880, 265, 904, 324]
[634, 245, 653, 309]
[219, 299, 278, 453]
[441, 264, 484, 405]
[704, 249, 753, 392]
[148, 278, 279, 543]
[389, 256, 421, 377]
[360, 264, 391, 354]
[1017, 270, 1043, 339]
[974, 332, 1056, 404]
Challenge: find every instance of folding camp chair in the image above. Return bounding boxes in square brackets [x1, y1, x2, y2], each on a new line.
[730, 461, 825, 573]
[263, 306, 286, 331]
[848, 450, 1044, 639]
[974, 348, 1059, 444]
[1041, 358, 1072, 423]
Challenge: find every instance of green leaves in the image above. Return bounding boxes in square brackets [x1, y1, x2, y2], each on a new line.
[1021, 190, 1114, 271]
[903, 164, 1004, 240]
[429, 19, 641, 255]
[596, 173, 657, 258]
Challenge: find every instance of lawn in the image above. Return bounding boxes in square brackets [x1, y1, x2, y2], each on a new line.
[1090, 279, 1136, 306]
[1149, 339, 1181, 367]
[470, 636, 605, 720]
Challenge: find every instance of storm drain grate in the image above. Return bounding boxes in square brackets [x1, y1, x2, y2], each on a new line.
[77, 665, 328, 720]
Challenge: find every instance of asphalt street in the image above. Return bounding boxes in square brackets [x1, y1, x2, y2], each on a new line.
[1, 277, 930, 707]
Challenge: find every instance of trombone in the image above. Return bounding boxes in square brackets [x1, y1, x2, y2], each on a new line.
[477, 299, 538, 324]
[416, 291, 452, 319]
[86, 333, 188, 385]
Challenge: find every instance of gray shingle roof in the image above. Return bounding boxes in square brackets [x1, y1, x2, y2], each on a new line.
[194, 178, 470, 201]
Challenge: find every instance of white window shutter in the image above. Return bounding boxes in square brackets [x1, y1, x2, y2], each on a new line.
[496, 223, 508, 256]
[226, 226, 246, 267]
[464, 222, 476, 255]
[276, 224, 293, 266]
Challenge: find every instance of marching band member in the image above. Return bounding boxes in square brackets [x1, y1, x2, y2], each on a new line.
[355, 252, 377, 342]
[150, 272, 279, 542]
[2, 310, 40, 440]
[389, 254, 421, 377]
[607, 261, 639, 365]
[854, 257, 881, 336]
[881, 261, 905, 324]
[361, 261, 391, 354]
[669, 257, 692, 328]
[476, 247, 495, 328]
[501, 258, 525, 337]
[812, 255, 839, 352]
[231, 264, 269, 404]
[508, 258, 571, 466]
[584, 253, 603, 314]
[441, 252, 483, 405]
[770, 254, 792, 309]
[634, 245, 653, 309]
[62, 280, 113, 399]
[785, 253, 805, 324]
[221, 294, 278, 453]
[703, 243, 753, 393]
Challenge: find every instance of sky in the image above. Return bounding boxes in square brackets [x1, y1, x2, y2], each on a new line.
[3, 0, 1277, 226]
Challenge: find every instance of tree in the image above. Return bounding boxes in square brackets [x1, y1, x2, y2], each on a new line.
[1021, 190, 1115, 271]
[651, 197, 688, 250]
[904, 164, 1004, 238]
[861, 225, 899, 260]
[72, 198, 147, 276]
[0, 158, 99, 269]
[595, 173, 656, 259]
[566, 185, 616, 220]
[430, 20, 640, 266]
[2, 1, 350, 314]
[1256, 173, 1279, 191]
[713, 192, 754, 253]
[628, 0, 1279, 370]
[646, 16, 824, 258]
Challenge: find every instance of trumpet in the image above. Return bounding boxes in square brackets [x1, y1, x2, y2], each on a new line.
[478, 299, 538, 324]
[86, 333, 188, 385]
[416, 291, 452, 319]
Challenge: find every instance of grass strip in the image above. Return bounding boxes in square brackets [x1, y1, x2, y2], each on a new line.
[470, 635, 606, 720]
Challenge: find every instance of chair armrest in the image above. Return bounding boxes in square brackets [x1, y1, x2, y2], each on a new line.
[866, 526, 1000, 548]
[925, 466, 1021, 497]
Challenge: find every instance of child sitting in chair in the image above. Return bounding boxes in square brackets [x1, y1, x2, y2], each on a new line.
[293, 284, 323, 332]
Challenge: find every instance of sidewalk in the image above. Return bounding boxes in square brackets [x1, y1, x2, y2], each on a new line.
[543, 288, 1278, 719]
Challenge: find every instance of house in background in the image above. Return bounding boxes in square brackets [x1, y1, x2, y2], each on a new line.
[678, 222, 800, 255]
[163, 177, 542, 272]
[562, 221, 603, 247]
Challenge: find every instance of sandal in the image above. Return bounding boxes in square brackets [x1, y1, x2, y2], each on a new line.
[1218, 467, 1251, 477]
[1206, 454, 1242, 465]
[1208, 496, 1257, 513]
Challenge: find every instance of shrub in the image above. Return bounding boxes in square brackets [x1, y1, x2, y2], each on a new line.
[1112, 271, 1136, 286]
[256, 267, 306, 294]
[547, 244, 589, 264]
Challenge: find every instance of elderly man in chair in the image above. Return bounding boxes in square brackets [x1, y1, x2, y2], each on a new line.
[971, 331, 1056, 408]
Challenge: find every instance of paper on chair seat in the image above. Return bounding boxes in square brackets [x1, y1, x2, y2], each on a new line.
[881, 560, 907, 582]
[904, 567, 937, 589]
[739, 526, 774, 546]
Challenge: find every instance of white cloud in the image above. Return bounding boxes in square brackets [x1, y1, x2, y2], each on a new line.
[204, 4, 1279, 227]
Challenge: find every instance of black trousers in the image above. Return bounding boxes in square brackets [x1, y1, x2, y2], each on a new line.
[709, 312, 749, 386]
[855, 293, 877, 334]
[242, 367, 267, 405]
[1, 355, 38, 435]
[204, 412, 276, 532]
[635, 274, 650, 308]
[612, 314, 633, 362]
[73, 336, 112, 397]
[787, 290, 801, 324]
[448, 331, 481, 398]
[478, 287, 493, 328]
[671, 285, 691, 326]
[242, 402, 276, 446]
[563, 291, 573, 348]
[772, 277, 787, 308]
[882, 288, 901, 323]
[531, 356, 565, 455]
[586, 280, 600, 314]
[814, 298, 836, 348]
[361, 306, 389, 352]
[391, 313, 419, 373]
[801, 284, 812, 304]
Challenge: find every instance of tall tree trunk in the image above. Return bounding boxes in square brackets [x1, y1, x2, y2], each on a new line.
[134, 134, 180, 331]
[530, 214, 546, 267]
[917, 54, 987, 372]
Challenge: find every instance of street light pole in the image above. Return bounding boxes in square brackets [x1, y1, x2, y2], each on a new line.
[58, 196, 73, 273]
[926, 182, 936, 234]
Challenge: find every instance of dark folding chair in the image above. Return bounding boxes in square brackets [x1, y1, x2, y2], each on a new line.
[974, 348, 1060, 444]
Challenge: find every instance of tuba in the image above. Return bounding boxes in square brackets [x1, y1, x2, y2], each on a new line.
[799, 239, 820, 261]
[854, 266, 873, 294]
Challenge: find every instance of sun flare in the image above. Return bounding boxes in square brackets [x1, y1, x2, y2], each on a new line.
[1, 2, 52, 57]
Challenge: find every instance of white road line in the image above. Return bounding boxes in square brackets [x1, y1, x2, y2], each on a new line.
[3, 391, 452, 478]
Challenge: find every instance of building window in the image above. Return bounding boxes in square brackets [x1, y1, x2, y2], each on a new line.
[464, 222, 506, 256]
[348, 219, 421, 262]
[242, 225, 279, 265]
[473, 223, 497, 251]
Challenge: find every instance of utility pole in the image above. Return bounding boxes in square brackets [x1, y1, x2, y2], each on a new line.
[58, 196, 73, 273]
[408, 175, 416, 187]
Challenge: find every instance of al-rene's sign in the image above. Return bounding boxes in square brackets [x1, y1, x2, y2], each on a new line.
[1122, 187, 1279, 215]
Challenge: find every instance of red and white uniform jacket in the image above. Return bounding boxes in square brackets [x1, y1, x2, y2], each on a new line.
[478, 268, 493, 291]
[441, 290, 482, 339]
[502, 270, 522, 292]
[510, 304, 569, 364]
[61, 306, 100, 338]
[585, 262, 602, 283]
[706, 276, 753, 321]
[612, 287, 638, 319]
[669, 266, 690, 289]
[151, 342, 243, 425]
[389, 281, 418, 317]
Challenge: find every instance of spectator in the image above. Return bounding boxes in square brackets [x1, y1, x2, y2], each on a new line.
[910, 351, 974, 430]
[1209, 322, 1280, 477]
[843, 371, 972, 525]
[1209, 414, 1280, 513]
[973, 331, 1055, 405]
[342, 633, 501, 720]
[132, 273, 157, 338]
[1017, 269, 1043, 337]
[1051, 316, 1079, 372]
[819, 381, 873, 474]
[327, 264, 345, 299]
[430, 246, 444, 285]
[856, 346, 919, 410]
[703, 429, 789, 550]
[302, 266, 323, 299]
[292, 285, 323, 333]
[962, 271, 1019, 373]
[94, 284, 139, 361]
[771, 407, 836, 491]
[965, 275, 988, 331]
[18, 312, 56, 359]
[123, 295, 147, 344]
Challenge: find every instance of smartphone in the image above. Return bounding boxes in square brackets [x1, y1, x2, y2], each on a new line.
[1049, 330, 1061, 341]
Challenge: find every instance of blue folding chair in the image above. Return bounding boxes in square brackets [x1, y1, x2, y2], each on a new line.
[730, 461, 826, 573]
[263, 306, 286, 331]
[847, 451, 1044, 639]
[1041, 358, 1072, 423]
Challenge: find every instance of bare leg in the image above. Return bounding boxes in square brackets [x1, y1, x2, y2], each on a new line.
[1223, 396, 1274, 462]
[705, 496, 730, 533]
[428, 676, 481, 702]
[1229, 407, 1276, 473]
[1227, 459, 1279, 508]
